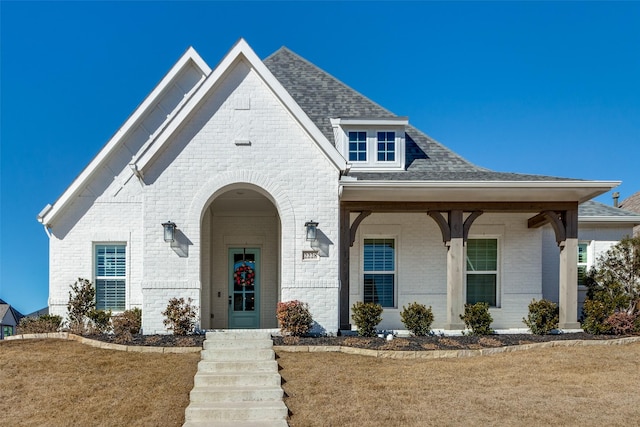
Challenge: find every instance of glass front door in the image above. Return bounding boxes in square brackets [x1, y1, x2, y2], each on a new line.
[228, 248, 260, 328]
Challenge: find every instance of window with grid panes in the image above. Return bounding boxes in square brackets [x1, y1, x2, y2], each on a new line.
[578, 243, 588, 287]
[348, 131, 367, 162]
[377, 131, 395, 161]
[363, 238, 395, 307]
[95, 244, 126, 311]
[466, 239, 498, 306]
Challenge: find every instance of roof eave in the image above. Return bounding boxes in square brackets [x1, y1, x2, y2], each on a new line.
[39, 47, 212, 227]
[339, 180, 621, 203]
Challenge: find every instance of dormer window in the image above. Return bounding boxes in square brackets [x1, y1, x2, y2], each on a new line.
[377, 131, 395, 161]
[349, 131, 367, 162]
[332, 117, 408, 171]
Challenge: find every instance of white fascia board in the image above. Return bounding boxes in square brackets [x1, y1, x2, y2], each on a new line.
[39, 47, 211, 226]
[579, 216, 640, 224]
[331, 117, 409, 126]
[136, 38, 347, 173]
[339, 180, 621, 203]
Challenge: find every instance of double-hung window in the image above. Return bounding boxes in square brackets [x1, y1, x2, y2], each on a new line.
[363, 238, 395, 307]
[95, 244, 126, 311]
[577, 243, 588, 287]
[348, 131, 367, 162]
[466, 238, 498, 307]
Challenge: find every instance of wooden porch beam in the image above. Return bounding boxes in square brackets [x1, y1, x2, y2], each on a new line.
[349, 211, 372, 247]
[463, 211, 483, 240]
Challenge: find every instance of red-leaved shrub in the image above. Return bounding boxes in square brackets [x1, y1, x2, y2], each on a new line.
[276, 300, 313, 336]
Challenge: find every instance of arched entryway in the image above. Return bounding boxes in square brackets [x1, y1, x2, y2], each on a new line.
[200, 186, 281, 329]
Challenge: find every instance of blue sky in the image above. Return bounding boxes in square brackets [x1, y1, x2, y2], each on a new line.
[1, 1, 639, 315]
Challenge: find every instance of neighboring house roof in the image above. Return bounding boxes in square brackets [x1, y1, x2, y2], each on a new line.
[0, 299, 24, 325]
[25, 307, 49, 318]
[620, 191, 640, 213]
[619, 191, 640, 235]
[578, 200, 640, 224]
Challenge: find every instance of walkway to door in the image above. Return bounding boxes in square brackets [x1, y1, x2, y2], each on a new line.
[183, 330, 288, 426]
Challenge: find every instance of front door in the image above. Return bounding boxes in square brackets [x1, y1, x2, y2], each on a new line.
[228, 248, 260, 328]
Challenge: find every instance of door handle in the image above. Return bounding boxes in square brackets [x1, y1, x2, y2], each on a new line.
[228, 295, 232, 305]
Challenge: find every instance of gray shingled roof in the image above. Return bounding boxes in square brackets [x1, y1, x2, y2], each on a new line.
[264, 47, 583, 182]
[578, 200, 640, 219]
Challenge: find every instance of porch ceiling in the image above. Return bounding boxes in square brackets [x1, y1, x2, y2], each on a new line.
[339, 180, 620, 204]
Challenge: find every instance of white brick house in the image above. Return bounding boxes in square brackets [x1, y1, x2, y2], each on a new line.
[37, 40, 640, 334]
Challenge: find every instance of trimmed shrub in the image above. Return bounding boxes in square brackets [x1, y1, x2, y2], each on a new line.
[400, 302, 434, 336]
[276, 300, 313, 336]
[351, 302, 383, 337]
[581, 299, 612, 335]
[523, 299, 559, 335]
[112, 308, 142, 343]
[605, 312, 637, 335]
[17, 315, 62, 334]
[162, 297, 198, 335]
[460, 302, 493, 335]
[87, 309, 112, 334]
[67, 278, 96, 334]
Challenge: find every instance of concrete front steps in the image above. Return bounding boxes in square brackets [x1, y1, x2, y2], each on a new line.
[183, 330, 288, 427]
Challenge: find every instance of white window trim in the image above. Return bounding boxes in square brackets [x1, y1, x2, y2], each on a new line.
[94, 242, 128, 312]
[331, 119, 406, 171]
[361, 234, 398, 309]
[464, 236, 501, 308]
[577, 241, 591, 289]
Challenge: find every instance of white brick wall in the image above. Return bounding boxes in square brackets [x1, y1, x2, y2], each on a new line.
[349, 212, 543, 330]
[49, 59, 341, 333]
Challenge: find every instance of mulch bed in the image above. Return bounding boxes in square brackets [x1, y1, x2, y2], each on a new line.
[84, 332, 637, 351]
[272, 332, 634, 351]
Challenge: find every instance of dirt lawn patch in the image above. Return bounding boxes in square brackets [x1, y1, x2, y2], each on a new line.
[278, 343, 640, 426]
[0, 339, 199, 427]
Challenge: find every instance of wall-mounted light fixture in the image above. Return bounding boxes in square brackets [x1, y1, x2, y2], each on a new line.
[162, 221, 177, 243]
[304, 220, 319, 241]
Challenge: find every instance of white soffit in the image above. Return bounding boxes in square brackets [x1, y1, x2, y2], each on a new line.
[339, 180, 621, 203]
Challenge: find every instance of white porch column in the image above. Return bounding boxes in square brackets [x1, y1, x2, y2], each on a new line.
[446, 236, 466, 330]
[559, 208, 580, 329]
[559, 237, 580, 329]
[446, 210, 465, 330]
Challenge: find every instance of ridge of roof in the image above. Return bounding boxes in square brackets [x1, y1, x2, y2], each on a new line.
[263, 48, 497, 175]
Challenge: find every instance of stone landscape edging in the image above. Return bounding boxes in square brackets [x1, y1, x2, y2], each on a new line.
[4, 332, 202, 353]
[273, 336, 640, 359]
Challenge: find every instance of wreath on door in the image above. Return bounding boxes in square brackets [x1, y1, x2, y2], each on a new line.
[234, 262, 255, 287]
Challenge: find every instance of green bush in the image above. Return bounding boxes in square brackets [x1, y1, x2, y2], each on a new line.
[523, 299, 559, 335]
[67, 278, 96, 334]
[581, 236, 640, 333]
[276, 300, 313, 336]
[605, 312, 637, 335]
[351, 302, 383, 337]
[17, 315, 62, 334]
[400, 302, 434, 336]
[581, 299, 612, 334]
[162, 297, 198, 335]
[87, 309, 112, 334]
[460, 302, 493, 335]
